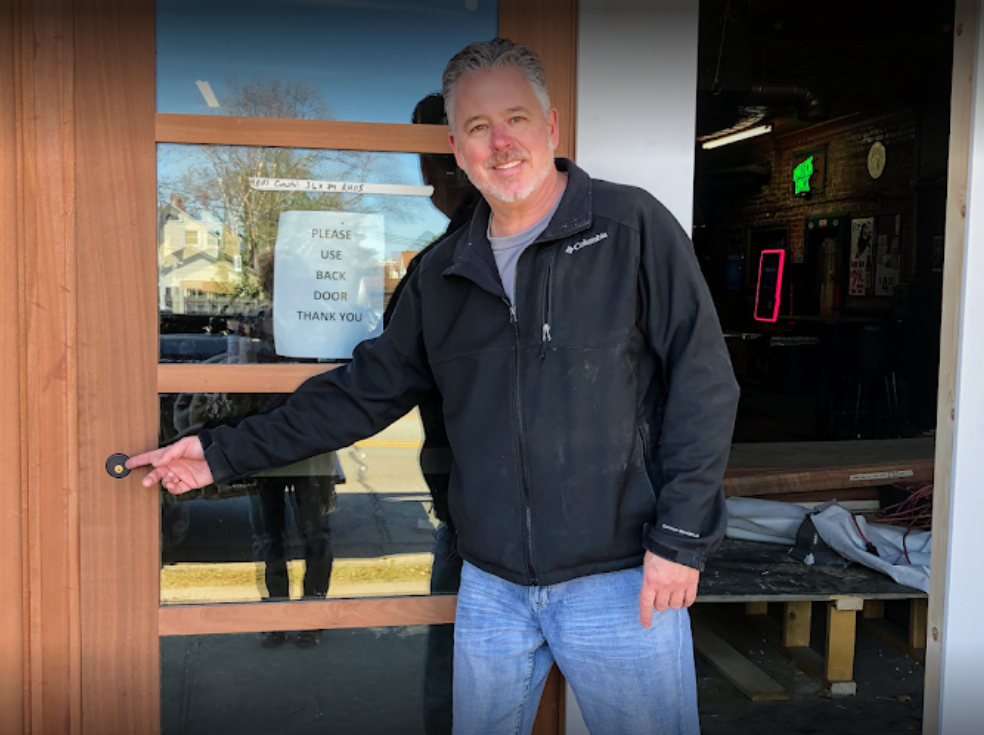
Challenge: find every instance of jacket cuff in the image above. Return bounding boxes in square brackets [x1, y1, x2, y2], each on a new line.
[200, 430, 237, 485]
[641, 523, 707, 571]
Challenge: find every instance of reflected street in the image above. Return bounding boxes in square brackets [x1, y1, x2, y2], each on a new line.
[161, 408, 437, 603]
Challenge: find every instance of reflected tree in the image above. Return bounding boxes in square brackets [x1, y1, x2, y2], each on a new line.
[158, 74, 406, 299]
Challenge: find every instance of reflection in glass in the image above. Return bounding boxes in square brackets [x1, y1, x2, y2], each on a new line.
[159, 395, 444, 605]
[156, 0, 497, 123]
[162, 625, 453, 735]
[157, 144, 449, 362]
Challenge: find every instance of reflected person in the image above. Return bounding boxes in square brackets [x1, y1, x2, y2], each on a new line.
[247, 251, 341, 648]
[383, 92, 481, 735]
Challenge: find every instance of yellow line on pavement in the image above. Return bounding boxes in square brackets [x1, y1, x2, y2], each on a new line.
[354, 440, 422, 448]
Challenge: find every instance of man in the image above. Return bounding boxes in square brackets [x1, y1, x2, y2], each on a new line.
[130, 38, 739, 735]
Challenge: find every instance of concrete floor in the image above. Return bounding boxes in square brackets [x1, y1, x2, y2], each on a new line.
[160, 612, 926, 735]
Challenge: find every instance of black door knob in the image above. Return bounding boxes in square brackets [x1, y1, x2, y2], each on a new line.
[106, 453, 131, 479]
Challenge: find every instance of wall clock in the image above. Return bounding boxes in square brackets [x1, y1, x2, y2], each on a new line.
[868, 141, 886, 179]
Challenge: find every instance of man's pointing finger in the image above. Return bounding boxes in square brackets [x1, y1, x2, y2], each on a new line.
[126, 448, 166, 470]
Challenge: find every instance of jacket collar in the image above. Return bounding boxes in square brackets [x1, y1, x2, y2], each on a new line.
[442, 158, 593, 296]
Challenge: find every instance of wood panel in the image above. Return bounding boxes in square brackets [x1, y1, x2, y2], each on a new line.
[499, 0, 578, 161]
[0, 0, 25, 731]
[158, 363, 337, 394]
[157, 114, 452, 153]
[532, 666, 567, 735]
[724, 438, 935, 498]
[925, 3, 977, 732]
[18, 1, 83, 733]
[159, 596, 457, 636]
[75, 1, 159, 733]
[724, 459, 934, 497]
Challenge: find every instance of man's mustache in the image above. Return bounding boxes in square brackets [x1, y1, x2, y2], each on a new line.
[483, 151, 529, 169]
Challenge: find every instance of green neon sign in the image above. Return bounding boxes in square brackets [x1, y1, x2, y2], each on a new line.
[794, 156, 814, 195]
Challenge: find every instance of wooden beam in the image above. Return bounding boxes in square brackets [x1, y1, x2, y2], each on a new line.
[825, 603, 858, 683]
[910, 598, 928, 650]
[0, 0, 25, 730]
[159, 595, 457, 636]
[76, 1, 159, 733]
[157, 114, 452, 154]
[158, 363, 338, 394]
[744, 605, 857, 696]
[863, 600, 885, 619]
[925, 3, 979, 732]
[783, 601, 812, 648]
[724, 458, 934, 498]
[745, 601, 769, 615]
[692, 619, 790, 702]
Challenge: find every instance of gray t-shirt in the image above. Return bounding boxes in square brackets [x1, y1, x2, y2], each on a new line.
[488, 193, 564, 306]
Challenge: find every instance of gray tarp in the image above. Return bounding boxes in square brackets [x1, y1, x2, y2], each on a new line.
[726, 497, 931, 592]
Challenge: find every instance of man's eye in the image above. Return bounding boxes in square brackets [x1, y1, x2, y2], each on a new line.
[471, 124, 488, 133]
[511, 117, 525, 124]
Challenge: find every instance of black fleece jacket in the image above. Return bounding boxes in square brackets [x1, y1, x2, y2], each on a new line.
[200, 159, 740, 585]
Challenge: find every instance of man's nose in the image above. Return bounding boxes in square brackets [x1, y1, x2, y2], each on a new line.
[490, 122, 515, 150]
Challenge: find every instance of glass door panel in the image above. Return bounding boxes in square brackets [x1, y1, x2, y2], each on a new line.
[162, 625, 454, 735]
[159, 395, 450, 605]
[146, 4, 571, 735]
[157, 143, 451, 361]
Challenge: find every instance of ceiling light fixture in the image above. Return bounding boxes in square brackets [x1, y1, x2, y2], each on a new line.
[196, 80, 220, 108]
[701, 124, 773, 150]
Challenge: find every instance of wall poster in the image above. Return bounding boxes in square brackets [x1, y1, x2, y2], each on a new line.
[875, 214, 903, 296]
[272, 211, 385, 359]
[849, 217, 875, 296]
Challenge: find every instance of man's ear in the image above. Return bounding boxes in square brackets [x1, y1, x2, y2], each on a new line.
[547, 108, 560, 150]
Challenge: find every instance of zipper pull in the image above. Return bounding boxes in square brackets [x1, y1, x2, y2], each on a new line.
[501, 297, 518, 324]
[539, 323, 552, 359]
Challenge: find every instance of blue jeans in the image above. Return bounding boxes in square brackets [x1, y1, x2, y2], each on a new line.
[453, 562, 699, 735]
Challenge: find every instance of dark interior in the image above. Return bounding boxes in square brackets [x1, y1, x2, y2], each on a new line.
[692, 0, 956, 443]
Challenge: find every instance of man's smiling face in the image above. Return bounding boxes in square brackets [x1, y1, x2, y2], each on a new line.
[448, 66, 559, 205]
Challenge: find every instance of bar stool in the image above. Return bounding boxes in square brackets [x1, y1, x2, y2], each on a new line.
[843, 324, 899, 438]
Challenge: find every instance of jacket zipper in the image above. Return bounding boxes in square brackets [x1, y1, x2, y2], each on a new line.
[539, 247, 558, 360]
[502, 292, 538, 585]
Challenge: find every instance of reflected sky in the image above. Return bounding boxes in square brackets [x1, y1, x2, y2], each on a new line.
[157, 0, 497, 124]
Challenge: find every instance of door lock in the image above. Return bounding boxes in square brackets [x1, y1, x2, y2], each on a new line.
[106, 453, 131, 479]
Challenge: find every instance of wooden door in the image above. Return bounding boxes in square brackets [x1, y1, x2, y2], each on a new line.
[4, 0, 577, 732]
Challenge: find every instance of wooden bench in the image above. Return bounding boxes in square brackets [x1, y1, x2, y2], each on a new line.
[723, 437, 935, 499]
[694, 538, 927, 698]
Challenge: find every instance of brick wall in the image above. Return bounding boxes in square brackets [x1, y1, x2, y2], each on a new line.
[723, 107, 922, 289]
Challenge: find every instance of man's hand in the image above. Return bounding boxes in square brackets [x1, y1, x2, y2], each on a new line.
[126, 437, 213, 495]
[639, 551, 699, 628]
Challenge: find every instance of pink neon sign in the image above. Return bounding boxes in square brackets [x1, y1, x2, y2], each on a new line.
[754, 249, 786, 323]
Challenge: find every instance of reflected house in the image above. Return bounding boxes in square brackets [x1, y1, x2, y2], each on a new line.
[158, 194, 260, 315]
[384, 250, 419, 302]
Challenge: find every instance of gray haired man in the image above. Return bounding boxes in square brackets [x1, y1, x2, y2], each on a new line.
[130, 38, 739, 734]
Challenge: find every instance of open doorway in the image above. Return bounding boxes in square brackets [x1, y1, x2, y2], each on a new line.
[690, 0, 954, 730]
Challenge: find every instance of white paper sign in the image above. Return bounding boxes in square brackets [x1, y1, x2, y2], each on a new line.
[272, 211, 385, 359]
